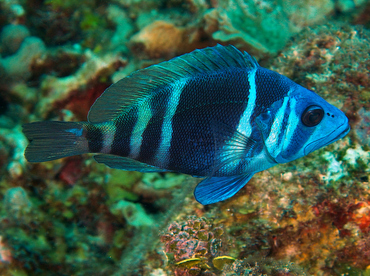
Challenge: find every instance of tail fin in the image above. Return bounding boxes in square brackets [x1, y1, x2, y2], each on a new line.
[22, 121, 88, 162]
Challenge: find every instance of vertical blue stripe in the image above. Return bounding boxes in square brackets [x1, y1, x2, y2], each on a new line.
[155, 79, 186, 166]
[224, 68, 257, 174]
[237, 68, 257, 137]
[101, 123, 116, 153]
[129, 101, 152, 158]
[137, 89, 171, 163]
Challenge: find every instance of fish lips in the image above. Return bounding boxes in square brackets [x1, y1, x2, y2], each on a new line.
[304, 121, 350, 156]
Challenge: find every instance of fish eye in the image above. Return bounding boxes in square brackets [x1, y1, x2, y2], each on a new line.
[301, 105, 324, 127]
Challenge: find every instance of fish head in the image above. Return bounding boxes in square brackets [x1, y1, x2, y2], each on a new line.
[275, 87, 350, 163]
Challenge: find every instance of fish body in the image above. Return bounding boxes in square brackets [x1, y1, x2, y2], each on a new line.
[23, 45, 350, 205]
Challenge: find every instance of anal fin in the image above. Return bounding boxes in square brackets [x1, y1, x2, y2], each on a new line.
[94, 154, 169, 173]
[194, 173, 254, 205]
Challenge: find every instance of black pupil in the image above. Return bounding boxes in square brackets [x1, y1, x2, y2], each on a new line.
[302, 106, 324, 127]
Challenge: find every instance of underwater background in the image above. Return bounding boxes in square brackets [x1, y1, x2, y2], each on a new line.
[0, 0, 370, 275]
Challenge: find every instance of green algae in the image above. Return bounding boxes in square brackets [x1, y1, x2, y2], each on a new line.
[105, 170, 142, 203]
[44, 0, 96, 10]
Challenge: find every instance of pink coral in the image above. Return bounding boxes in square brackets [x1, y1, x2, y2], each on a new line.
[0, 236, 12, 264]
[161, 216, 226, 275]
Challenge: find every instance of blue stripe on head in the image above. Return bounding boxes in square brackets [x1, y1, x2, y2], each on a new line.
[278, 95, 313, 162]
[282, 125, 311, 159]
[283, 97, 299, 150]
[265, 97, 289, 158]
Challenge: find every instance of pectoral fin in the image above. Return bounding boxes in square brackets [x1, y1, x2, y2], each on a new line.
[194, 174, 254, 205]
[200, 120, 257, 176]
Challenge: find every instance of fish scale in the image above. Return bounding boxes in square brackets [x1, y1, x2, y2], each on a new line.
[22, 45, 350, 205]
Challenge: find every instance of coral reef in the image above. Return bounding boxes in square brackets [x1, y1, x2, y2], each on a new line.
[0, 24, 46, 85]
[203, 0, 335, 56]
[0, 0, 369, 275]
[110, 200, 154, 227]
[36, 50, 126, 120]
[3, 187, 32, 223]
[0, 24, 30, 55]
[269, 23, 370, 148]
[129, 20, 205, 59]
[161, 216, 228, 275]
[221, 257, 307, 276]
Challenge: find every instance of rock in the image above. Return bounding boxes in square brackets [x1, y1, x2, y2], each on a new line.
[0, 24, 30, 55]
[110, 200, 154, 227]
[0, 36, 46, 83]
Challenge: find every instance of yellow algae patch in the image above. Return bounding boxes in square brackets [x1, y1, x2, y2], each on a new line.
[176, 258, 202, 268]
[213, 256, 236, 270]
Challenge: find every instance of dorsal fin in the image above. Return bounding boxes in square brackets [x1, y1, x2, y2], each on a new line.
[88, 44, 259, 123]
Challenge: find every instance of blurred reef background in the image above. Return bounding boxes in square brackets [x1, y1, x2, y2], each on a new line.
[0, 0, 370, 275]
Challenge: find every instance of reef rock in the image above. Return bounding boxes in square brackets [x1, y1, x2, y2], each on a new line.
[0, 24, 46, 85]
[0, 24, 30, 55]
[129, 20, 203, 59]
[205, 0, 335, 56]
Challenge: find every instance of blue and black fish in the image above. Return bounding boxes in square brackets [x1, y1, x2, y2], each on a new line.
[23, 45, 350, 205]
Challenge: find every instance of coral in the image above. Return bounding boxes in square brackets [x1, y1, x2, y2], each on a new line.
[0, 126, 28, 179]
[3, 187, 32, 223]
[27, 4, 81, 46]
[129, 20, 204, 59]
[269, 23, 370, 121]
[110, 200, 155, 227]
[0, 24, 30, 55]
[336, 0, 368, 12]
[0, 26, 46, 85]
[0, 236, 12, 264]
[266, 20, 370, 180]
[161, 216, 228, 275]
[112, 0, 163, 16]
[0, 0, 368, 275]
[221, 257, 307, 276]
[0, 0, 25, 25]
[337, 234, 370, 270]
[204, 0, 335, 56]
[142, 173, 187, 190]
[44, 0, 94, 10]
[35, 50, 126, 120]
[58, 158, 84, 185]
[106, 4, 134, 52]
[105, 170, 142, 203]
[354, 108, 370, 145]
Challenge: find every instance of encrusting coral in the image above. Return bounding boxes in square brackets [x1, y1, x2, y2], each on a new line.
[161, 216, 229, 275]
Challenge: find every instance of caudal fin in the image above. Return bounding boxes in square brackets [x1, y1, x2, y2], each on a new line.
[22, 121, 88, 162]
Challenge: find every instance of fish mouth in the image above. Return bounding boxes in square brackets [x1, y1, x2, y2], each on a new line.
[304, 123, 350, 156]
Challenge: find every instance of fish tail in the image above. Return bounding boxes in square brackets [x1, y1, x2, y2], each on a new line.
[22, 121, 89, 162]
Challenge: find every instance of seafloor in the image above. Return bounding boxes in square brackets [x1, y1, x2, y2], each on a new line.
[0, 0, 370, 275]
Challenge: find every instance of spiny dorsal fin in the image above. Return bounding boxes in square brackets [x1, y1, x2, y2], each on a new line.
[88, 45, 259, 123]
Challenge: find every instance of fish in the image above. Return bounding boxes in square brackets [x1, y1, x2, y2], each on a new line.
[23, 45, 350, 205]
